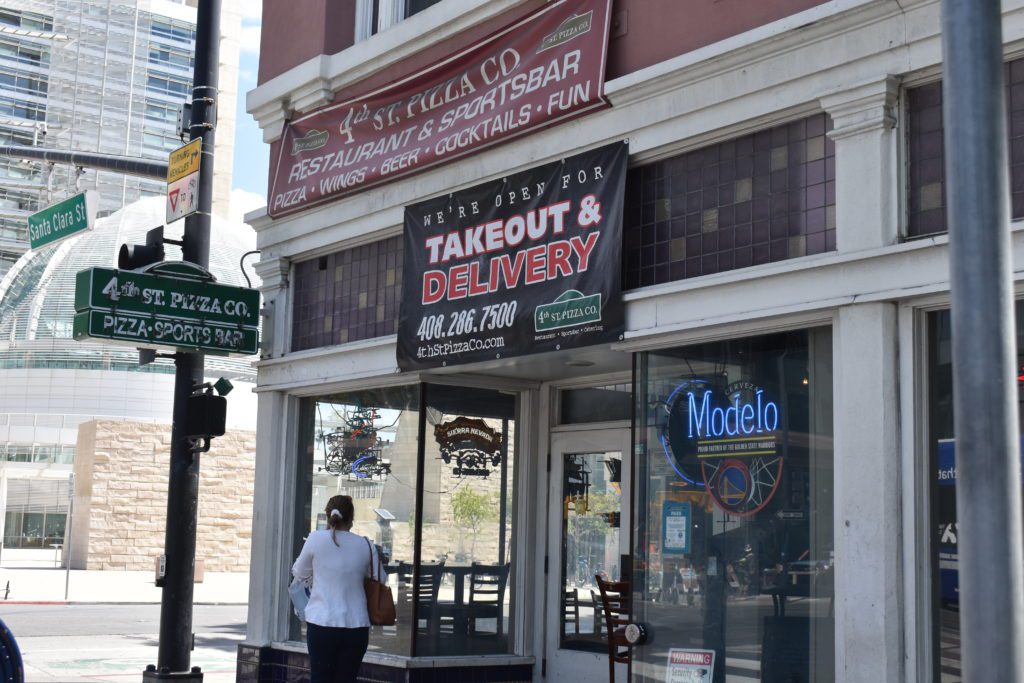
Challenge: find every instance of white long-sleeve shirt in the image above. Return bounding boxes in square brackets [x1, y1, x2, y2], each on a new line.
[292, 529, 379, 628]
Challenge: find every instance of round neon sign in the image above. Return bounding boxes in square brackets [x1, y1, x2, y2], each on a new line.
[661, 380, 784, 516]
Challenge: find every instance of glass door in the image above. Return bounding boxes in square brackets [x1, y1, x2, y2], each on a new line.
[546, 427, 631, 681]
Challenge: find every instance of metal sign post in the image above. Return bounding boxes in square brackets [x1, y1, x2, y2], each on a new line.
[941, 1, 1024, 681]
[144, 0, 221, 680]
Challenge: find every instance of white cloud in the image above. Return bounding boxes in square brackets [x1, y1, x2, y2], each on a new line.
[230, 187, 267, 224]
[240, 1, 262, 22]
[240, 24, 261, 55]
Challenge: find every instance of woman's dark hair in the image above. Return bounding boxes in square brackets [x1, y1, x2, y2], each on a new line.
[325, 494, 354, 547]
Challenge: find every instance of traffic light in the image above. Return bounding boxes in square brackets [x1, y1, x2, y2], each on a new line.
[119, 226, 165, 270]
[184, 393, 227, 438]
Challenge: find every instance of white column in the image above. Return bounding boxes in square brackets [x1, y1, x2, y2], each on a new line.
[821, 76, 900, 253]
[246, 254, 297, 644]
[253, 256, 291, 360]
[245, 390, 300, 644]
[832, 303, 903, 682]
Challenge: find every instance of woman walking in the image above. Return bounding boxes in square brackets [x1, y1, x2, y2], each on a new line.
[293, 495, 377, 683]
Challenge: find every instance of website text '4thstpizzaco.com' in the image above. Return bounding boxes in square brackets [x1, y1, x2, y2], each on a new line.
[415, 334, 506, 359]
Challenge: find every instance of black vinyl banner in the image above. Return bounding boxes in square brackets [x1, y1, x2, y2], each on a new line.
[398, 141, 627, 370]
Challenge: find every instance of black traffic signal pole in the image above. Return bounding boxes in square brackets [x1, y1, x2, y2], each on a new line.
[145, 0, 220, 680]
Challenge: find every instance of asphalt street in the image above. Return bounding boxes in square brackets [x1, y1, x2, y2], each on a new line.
[0, 604, 247, 682]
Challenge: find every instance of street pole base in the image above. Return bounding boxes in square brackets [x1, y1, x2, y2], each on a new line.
[143, 665, 203, 682]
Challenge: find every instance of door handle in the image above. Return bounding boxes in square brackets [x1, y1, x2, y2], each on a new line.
[624, 622, 648, 646]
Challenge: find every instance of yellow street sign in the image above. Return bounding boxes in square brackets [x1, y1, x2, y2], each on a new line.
[167, 138, 202, 184]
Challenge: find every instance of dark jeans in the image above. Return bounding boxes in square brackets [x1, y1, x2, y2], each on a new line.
[306, 623, 369, 683]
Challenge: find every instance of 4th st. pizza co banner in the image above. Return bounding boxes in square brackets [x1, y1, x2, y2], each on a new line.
[268, 0, 612, 217]
[398, 142, 627, 370]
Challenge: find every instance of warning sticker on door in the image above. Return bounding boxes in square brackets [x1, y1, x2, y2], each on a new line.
[666, 649, 715, 683]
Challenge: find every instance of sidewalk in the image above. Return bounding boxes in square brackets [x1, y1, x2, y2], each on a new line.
[0, 567, 249, 604]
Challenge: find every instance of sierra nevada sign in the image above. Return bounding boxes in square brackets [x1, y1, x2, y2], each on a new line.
[268, 0, 612, 217]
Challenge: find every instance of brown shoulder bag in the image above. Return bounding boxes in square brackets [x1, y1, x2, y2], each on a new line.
[364, 537, 396, 626]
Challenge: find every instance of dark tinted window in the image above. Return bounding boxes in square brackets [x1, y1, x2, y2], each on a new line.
[291, 236, 404, 352]
[623, 114, 835, 290]
[907, 59, 1024, 237]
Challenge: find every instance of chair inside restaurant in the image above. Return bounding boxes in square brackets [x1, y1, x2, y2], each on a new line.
[596, 575, 632, 683]
[468, 562, 511, 636]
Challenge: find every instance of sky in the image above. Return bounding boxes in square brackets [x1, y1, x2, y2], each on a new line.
[229, 2, 269, 223]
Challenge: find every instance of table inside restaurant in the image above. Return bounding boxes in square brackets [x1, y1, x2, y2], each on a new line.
[385, 562, 501, 637]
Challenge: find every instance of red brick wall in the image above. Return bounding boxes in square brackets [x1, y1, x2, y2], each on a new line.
[258, 0, 357, 84]
[607, 0, 829, 79]
[258, 0, 829, 90]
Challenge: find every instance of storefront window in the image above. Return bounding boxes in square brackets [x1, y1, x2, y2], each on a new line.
[43, 513, 65, 544]
[925, 303, 1024, 681]
[0, 511, 62, 548]
[416, 384, 516, 656]
[3, 479, 69, 548]
[634, 329, 834, 682]
[3, 511, 22, 546]
[293, 386, 421, 655]
[293, 383, 517, 658]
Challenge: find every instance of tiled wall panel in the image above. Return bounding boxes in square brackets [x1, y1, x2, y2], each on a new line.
[622, 113, 836, 289]
[291, 237, 403, 352]
[907, 58, 1024, 237]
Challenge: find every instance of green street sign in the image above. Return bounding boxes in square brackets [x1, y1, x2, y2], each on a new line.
[75, 266, 260, 327]
[28, 191, 98, 250]
[72, 310, 259, 355]
[73, 263, 260, 356]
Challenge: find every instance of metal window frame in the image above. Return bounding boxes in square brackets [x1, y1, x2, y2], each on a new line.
[894, 292, 1023, 683]
[355, 0, 418, 42]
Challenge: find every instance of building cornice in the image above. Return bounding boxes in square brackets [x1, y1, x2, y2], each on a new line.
[253, 255, 290, 293]
[821, 75, 900, 139]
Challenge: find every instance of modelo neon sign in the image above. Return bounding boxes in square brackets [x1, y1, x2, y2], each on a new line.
[687, 389, 779, 438]
[662, 380, 785, 516]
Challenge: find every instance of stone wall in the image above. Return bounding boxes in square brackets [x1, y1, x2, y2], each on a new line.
[70, 420, 255, 571]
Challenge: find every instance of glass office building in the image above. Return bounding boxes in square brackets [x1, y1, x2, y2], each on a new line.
[0, 0, 239, 279]
[0, 197, 257, 552]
